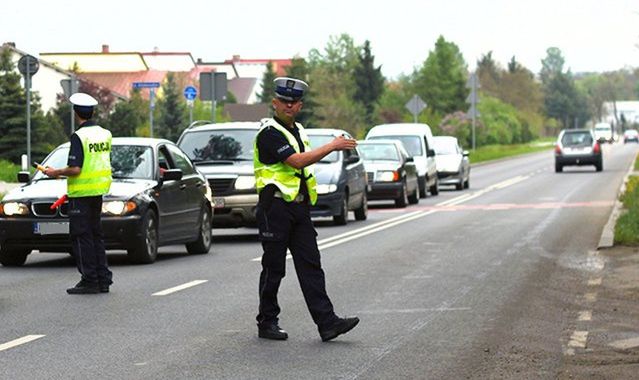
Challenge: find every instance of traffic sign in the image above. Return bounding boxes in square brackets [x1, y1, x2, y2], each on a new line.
[184, 86, 197, 100]
[405, 95, 427, 123]
[18, 55, 39, 76]
[132, 82, 160, 89]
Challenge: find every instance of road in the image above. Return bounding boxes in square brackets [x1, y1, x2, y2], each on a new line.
[1, 143, 636, 379]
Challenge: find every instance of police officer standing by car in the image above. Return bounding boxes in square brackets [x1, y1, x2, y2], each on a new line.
[44, 93, 113, 294]
[253, 77, 359, 341]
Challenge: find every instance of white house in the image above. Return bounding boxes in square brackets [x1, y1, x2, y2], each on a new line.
[602, 101, 639, 126]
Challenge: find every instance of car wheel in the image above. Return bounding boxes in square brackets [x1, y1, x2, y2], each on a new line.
[464, 177, 470, 189]
[0, 247, 30, 266]
[555, 163, 563, 173]
[596, 160, 603, 172]
[333, 193, 348, 226]
[395, 181, 408, 208]
[354, 192, 368, 221]
[455, 180, 463, 191]
[418, 176, 427, 199]
[429, 177, 439, 196]
[127, 209, 158, 264]
[408, 183, 419, 204]
[186, 206, 212, 255]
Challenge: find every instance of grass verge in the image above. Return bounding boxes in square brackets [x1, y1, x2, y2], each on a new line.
[469, 139, 554, 164]
[614, 155, 639, 245]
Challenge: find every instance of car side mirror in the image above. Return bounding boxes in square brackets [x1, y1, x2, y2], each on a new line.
[427, 149, 436, 157]
[17, 171, 30, 183]
[344, 155, 359, 165]
[161, 168, 183, 182]
[406, 156, 415, 162]
[462, 150, 469, 157]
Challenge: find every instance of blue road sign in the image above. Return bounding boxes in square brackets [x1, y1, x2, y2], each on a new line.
[132, 82, 160, 89]
[184, 86, 197, 100]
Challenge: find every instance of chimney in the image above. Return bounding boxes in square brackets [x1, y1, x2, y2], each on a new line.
[232, 54, 240, 61]
[102, 44, 109, 53]
[4, 42, 16, 48]
[197, 58, 203, 64]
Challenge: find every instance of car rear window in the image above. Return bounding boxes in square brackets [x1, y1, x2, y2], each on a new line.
[561, 132, 593, 147]
[308, 135, 339, 162]
[368, 135, 423, 156]
[179, 129, 256, 162]
[358, 144, 400, 161]
[433, 138, 458, 155]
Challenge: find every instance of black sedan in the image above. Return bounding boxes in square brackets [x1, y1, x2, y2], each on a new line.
[358, 140, 419, 208]
[307, 128, 368, 225]
[0, 138, 213, 266]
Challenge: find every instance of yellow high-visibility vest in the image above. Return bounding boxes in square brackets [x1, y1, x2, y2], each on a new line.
[253, 119, 317, 205]
[67, 126, 112, 198]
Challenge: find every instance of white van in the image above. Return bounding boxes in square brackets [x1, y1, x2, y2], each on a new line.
[593, 122, 614, 143]
[365, 123, 439, 197]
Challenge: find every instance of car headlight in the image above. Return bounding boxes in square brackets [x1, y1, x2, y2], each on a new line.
[102, 201, 137, 215]
[234, 176, 256, 190]
[1, 202, 29, 216]
[316, 184, 338, 194]
[376, 171, 400, 182]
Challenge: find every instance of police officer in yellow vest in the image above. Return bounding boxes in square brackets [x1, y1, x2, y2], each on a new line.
[44, 93, 113, 294]
[254, 77, 360, 341]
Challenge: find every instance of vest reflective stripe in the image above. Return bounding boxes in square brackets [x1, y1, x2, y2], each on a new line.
[67, 126, 112, 198]
[254, 119, 317, 205]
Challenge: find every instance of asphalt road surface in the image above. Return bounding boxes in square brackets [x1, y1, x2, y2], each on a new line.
[2, 142, 637, 379]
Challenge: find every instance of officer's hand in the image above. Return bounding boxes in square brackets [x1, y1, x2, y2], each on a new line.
[331, 136, 358, 151]
[43, 167, 57, 177]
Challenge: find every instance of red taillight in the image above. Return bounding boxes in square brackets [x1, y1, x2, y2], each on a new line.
[593, 142, 600, 154]
[555, 145, 562, 154]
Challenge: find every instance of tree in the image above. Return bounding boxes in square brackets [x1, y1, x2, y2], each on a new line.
[540, 47, 565, 85]
[353, 40, 385, 125]
[476, 51, 501, 97]
[107, 89, 147, 137]
[257, 61, 277, 103]
[412, 36, 468, 116]
[156, 72, 188, 142]
[285, 57, 315, 126]
[544, 71, 590, 128]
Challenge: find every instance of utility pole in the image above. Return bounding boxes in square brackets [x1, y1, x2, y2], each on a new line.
[466, 72, 480, 150]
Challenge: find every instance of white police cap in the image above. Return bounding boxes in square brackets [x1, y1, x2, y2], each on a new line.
[69, 93, 98, 107]
[274, 77, 308, 101]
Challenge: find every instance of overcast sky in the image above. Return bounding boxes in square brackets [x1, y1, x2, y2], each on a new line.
[1, 0, 637, 79]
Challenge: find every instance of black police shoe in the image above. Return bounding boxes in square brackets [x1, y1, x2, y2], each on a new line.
[319, 316, 360, 342]
[66, 280, 100, 294]
[99, 283, 110, 293]
[258, 324, 288, 340]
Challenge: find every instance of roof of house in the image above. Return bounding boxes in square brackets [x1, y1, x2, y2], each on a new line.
[79, 70, 168, 99]
[228, 77, 258, 103]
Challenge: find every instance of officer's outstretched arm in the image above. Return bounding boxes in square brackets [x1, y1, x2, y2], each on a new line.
[44, 166, 81, 178]
[285, 136, 357, 169]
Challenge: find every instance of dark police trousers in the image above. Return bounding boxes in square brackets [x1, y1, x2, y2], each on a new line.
[68, 196, 112, 285]
[256, 197, 338, 330]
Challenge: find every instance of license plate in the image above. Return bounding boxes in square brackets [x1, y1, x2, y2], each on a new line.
[34, 222, 69, 235]
[213, 197, 225, 209]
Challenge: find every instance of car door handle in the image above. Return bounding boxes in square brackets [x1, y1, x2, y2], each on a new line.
[180, 184, 187, 190]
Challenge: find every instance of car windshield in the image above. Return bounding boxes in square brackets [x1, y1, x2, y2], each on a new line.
[180, 129, 256, 162]
[433, 138, 458, 155]
[358, 144, 400, 161]
[308, 135, 339, 162]
[561, 132, 593, 147]
[368, 135, 422, 156]
[35, 145, 154, 180]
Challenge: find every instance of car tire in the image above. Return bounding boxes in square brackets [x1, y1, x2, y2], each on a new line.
[555, 163, 563, 173]
[127, 209, 159, 264]
[455, 180, 463, 191]
[333, 193, 348, 226]
[596, 160, 603, 172]
[354, 192, 368, 221]
[395, 181, 408, 208]
[429, 177, 439, 196]
[418, 176, 427, 199]
[186, 206, 212, 255]
[0, 247, 30, 266]
[408, 183, 419, 204]
[464, 177, 470, 189]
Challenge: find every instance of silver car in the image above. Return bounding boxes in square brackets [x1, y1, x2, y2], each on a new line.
[432, 136, 470, 190]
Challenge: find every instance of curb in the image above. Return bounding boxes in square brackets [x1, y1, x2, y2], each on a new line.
[597, 159, 637, 249]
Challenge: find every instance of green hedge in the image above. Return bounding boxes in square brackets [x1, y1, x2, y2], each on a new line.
[0, 159, 21, 183]
[615, 174, 639, 245]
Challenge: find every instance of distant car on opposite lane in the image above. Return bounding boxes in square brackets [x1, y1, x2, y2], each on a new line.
[432, 136, 470, 190]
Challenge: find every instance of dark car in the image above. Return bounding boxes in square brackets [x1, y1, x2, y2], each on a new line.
[177, 122, 260, 228]
[0, 138, 213, 266]
[358, 140, 419, 208]
[307, 129, 368, 225]
[555, 129, 602, 172]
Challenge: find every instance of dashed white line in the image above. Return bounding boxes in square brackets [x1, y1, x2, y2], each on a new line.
[584, 292, 598, 302]
[152, 280, 208, 296]
[0, 335, 45, 352]
[568, 331, 588, 348]
[578, 310, 592, 321]
[588, 277, 602, 286]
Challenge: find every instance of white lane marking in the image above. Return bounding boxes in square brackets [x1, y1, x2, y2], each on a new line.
[402, 275, 433, 279]
[0, 335, 45, 352]
[578, 310, 592, 321]
[250, 174, 532, 262]
[609, 336, 639, 350]
[152, 280, 208, 296]
[584, 292, 598, 302]
[588, 277, 602, 286]
[568, 331, 588, 348]
[358, 307, 471, 314]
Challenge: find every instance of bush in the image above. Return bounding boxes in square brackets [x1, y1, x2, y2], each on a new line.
[0, 159, 21, 182]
